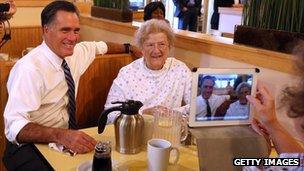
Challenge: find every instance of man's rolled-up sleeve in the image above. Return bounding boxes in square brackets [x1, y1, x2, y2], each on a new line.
[4, 64, 42, 144]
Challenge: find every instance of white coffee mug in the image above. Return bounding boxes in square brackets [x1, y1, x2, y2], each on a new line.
[22, 47, 34, 56]
[147, 139, 179, 171]
[142, 114, 155, 147]
[0, 53, 9, 61]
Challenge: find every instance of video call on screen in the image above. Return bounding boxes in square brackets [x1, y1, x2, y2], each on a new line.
[195, 74, 253, 121]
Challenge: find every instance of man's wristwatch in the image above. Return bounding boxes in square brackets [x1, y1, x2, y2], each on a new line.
[123, 43, 132, 54]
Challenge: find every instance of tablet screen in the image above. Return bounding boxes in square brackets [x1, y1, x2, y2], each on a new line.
[189, 68, 257, 127]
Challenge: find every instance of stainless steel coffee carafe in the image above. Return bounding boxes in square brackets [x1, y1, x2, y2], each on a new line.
[98, 100, 144, 154]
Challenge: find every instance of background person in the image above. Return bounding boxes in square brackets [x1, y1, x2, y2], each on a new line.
[245, 44, 304, 170]
[2, 1, 141, 170]
[144, 1, 165, 21]
[143, 1, 170, 24]
[210, 0, 234, 30]
[173, 0, 202, 32]
[105, 19, 192, 123]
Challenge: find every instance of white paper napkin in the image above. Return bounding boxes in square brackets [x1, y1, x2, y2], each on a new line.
[48, 143, 77, 156]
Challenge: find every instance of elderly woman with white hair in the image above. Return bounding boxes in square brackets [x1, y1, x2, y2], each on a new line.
[224, 82, 251, 120]
[104, 19, 192, 123]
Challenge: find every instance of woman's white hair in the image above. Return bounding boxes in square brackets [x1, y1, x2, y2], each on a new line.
[134, 19, 175, 49]
[236, 82, 251, 94]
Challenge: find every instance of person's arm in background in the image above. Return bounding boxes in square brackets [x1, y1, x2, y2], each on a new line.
[247, 84, 304, 154]
[105, 42, 142, 59]
[214, 91, 237, 117]
[173, 0, 187, 12]
[214, 100, 233, 117]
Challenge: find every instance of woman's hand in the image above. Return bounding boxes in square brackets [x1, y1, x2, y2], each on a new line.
[246, 83, 278, 126]
[247, 83, 304, 154]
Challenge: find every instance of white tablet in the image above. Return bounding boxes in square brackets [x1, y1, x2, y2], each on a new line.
[189, 68, 258, 127]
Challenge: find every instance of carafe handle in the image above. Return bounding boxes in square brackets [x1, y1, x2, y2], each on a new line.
[98, 106, 121, 134]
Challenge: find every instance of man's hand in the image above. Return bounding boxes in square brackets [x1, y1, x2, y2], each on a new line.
[56, 129, 97, 154]
[16, 123, 97, 154]
[130, 45, 142, 59]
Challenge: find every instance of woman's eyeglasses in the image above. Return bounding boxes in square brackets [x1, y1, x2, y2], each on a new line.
[143, 42, 168, 51]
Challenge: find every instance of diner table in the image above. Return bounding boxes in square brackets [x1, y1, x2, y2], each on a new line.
[35, 125, 199, 171]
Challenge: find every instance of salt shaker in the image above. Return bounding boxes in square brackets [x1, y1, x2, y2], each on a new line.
[92, 141, 112, 171]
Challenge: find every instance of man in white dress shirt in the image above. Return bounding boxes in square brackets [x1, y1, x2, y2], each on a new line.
[196, 75, 231, 120]
[2, 1, 141, 170]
